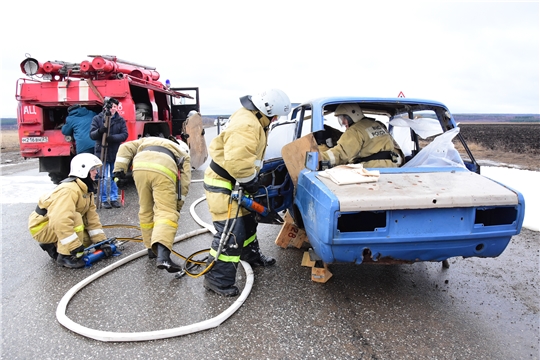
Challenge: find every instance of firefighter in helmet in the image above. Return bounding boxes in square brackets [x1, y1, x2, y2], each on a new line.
[28, 153, 108, 268]
[112, 136, 191, 273]
[317, 103, 401, 168]
[203, 88, 291, 297]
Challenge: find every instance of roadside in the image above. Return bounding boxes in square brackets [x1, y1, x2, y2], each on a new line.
[2, 127, 539, 171]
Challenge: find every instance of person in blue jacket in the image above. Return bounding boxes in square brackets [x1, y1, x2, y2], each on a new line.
[62, 105, 97, 154]
[90, 100, 128, 209]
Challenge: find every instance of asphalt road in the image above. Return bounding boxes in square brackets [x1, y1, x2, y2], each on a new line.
[1, 127, 538, 359]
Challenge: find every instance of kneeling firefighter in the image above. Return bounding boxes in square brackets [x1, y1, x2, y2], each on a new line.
[203, 88, 291, 297]
[28, 153, 108, 268]
[112, 136, 191, 273]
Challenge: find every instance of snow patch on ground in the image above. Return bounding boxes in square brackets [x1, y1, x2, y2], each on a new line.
[481, 166, 539, 232]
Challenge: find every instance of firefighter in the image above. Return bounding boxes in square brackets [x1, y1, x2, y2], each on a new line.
[203, 88, 291, 297]
[317, 103, 400, 168]
[28, 153, 107, 268]
[112, 136, 191, 273]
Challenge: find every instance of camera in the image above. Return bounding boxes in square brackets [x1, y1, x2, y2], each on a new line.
[103, 97, 119, 110]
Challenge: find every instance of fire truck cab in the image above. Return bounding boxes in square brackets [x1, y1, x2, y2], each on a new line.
[15, 55, 207, 184]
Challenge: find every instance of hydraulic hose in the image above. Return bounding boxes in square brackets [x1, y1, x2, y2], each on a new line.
[57, 188, 255, 341]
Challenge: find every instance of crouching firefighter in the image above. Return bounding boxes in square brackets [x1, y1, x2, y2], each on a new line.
[28, 153, 108, 268]
[203, 88, 291, 297]
[112, 136, 191, 273]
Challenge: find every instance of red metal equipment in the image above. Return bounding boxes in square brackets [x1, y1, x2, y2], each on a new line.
[15, 54, 205, 184]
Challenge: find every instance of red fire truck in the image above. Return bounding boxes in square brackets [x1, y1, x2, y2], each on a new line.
[15, 54, 207, 183]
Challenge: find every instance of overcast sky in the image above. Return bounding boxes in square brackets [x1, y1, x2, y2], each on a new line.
[1, 1, 538, 118]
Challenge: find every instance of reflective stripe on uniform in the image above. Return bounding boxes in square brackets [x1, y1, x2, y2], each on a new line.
[29, 220, 49, 236]
[204, 177, 233, 190]
[115, 156, 131, 165]
[141, 222, 154, 230]
[243, 233, 256, 247]
[133, 162, 177, 181]
[325, 149, 337, 166]
[209, 248, 240, 263]
[59, 232, 78, 245]
[155, 218, 178, 229]
[88, 228, 104, 237]
[236, 172, 256, 184]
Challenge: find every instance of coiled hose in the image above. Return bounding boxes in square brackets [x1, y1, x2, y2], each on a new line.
[56, 183, 255, 342]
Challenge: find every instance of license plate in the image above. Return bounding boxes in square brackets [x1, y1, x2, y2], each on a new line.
[22, 137, 48, 143]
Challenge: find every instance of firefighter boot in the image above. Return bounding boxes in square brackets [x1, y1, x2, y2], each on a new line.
[147, 248, 156, 259]
[39, 243, 58, 260]
[249, 252, 276, 267]
[57, 254, 85, 268]
[242, 247, 276, 267]
[203, 277, 240, 297]
[155, 243, 182, 273]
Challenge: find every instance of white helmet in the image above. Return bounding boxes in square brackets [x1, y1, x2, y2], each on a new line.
[334, 103, 365, 124]
[69, 153, 102, 178]
[241, 89, 291, 117]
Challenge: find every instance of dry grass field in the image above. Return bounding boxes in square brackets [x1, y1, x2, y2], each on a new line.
[0, 129, 20, 152]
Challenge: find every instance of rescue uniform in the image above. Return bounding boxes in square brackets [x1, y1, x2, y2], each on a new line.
[113, 137, 191, 254]
[28, 178, 106, 255]
[320, 117, 398, 168]
[203, 107, 271, 289]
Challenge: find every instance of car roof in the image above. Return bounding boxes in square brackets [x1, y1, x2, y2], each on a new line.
[298, 96, 448, 112]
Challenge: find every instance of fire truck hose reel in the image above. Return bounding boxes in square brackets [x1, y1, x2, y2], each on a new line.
[56, 191, 255, 342]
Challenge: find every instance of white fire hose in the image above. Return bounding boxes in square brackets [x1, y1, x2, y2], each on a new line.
[56, 194, 254, 342]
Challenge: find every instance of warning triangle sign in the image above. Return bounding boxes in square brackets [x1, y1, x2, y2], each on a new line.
[397, 91, 405, 98]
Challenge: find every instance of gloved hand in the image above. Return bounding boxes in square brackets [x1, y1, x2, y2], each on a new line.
[106, 135, 115, 143]
[70, 245, 86, 258]
[98, 126, 107, 135]
[115, 178, 129, 190]
[113, 171, 126, 180]
[240, 178, 259, 194]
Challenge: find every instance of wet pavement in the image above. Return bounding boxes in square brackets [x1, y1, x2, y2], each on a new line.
[1, 128, 538, 359]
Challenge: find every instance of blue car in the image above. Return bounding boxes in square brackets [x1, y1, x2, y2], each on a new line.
[254, 97, 525, 266]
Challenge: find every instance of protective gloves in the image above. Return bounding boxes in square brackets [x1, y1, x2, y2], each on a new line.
[113, 171, 126, 179]
[98, 126, 107, 135]
[113, 171, 128, 190]
[239, 178, 259, 194]
[115, 178, 129, 190]
[106, 135, 114, 144]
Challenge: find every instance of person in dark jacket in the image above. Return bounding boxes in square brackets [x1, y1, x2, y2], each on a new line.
[89, 101, 128, 209]
[61, 105, 97, 154]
